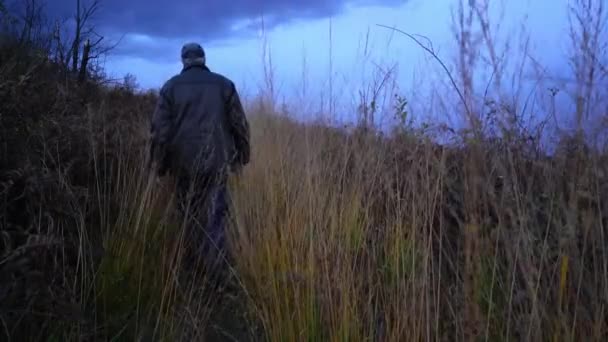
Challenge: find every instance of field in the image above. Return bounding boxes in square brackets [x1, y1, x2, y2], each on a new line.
[1, 0, 608, 341]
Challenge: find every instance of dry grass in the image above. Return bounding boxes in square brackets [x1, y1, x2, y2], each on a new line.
[2, 0, 608, 341]
[1, 63, 607, 341]
[228, 112, 607, 341]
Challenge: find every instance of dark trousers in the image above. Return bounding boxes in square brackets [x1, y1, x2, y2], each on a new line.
[174, 169, 231, 284]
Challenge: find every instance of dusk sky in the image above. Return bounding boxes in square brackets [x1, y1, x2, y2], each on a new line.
[39, 0, 599, 132]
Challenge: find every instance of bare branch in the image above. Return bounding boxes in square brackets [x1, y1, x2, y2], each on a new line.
[376, 24, 472, 120]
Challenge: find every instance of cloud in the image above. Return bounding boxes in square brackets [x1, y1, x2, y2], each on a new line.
[38, 0, 404, 64]
[46, 0, 404, 42]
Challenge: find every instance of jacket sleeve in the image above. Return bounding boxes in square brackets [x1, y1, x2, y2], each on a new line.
[150, 81, 174, 168]
[226, 82, 251, 166]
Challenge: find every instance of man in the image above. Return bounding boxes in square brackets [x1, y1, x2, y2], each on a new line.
[149, 42, 250, 278]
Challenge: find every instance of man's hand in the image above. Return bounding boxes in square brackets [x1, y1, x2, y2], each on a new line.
[230, 162, 243, 176]
[148, 141, 170, 178]
[229, 150, 246, 176]
[157, 159, 169, 177]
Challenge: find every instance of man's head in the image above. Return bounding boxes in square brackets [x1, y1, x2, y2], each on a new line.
[181, 42, 206, 68]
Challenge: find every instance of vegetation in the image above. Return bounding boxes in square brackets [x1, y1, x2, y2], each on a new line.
[1, 0, 607, 341]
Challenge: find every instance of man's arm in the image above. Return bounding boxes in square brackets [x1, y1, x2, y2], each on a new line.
[150, 82, 174, 175]
[226, 82, 250, 167]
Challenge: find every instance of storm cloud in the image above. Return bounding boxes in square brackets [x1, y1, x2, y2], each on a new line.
[22, 0, 402, 63]
[45, 0, 403, 40]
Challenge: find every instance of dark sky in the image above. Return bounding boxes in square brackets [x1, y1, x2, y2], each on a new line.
[42, 0, 403, 40]
[11, 0, 401, 62]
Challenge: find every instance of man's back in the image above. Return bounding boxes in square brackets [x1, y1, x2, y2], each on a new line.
[151, 63, 250, 177]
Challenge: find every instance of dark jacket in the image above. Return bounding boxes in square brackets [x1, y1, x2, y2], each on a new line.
[150, 65, 250, 177]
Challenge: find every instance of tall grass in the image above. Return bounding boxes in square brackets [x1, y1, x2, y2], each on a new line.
[2, 0, 608, 341]
[227, 110, 607, 341]
[83, 101, 246, 341]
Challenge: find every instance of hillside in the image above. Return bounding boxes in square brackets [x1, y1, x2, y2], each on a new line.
[2, 1, 608, 341]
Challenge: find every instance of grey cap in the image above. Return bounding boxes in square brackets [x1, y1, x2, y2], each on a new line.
[181, 42, 206, 66]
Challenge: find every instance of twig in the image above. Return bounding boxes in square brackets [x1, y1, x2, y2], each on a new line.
[376, 24, 471, 118]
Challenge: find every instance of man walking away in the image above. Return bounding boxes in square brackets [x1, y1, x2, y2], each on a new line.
[149, 42, 250, 285]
